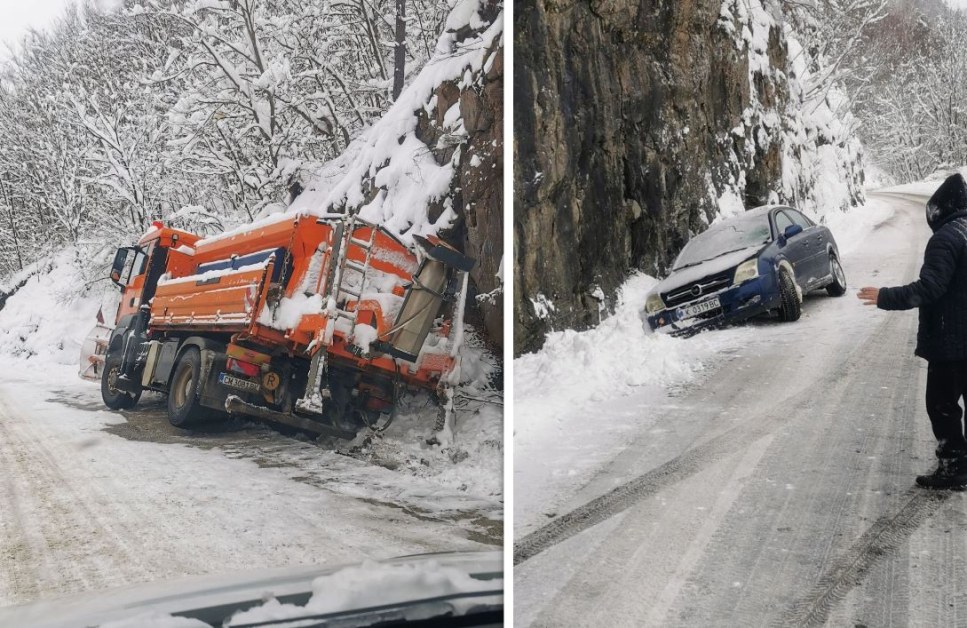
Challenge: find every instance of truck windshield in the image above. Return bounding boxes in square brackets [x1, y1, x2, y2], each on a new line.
[673, 213, 771, 270]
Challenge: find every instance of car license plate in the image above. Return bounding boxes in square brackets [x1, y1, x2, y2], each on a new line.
[679, 297, 721, 320]
[219, 372, 261, 393]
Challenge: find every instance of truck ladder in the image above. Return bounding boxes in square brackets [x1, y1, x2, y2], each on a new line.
[296, 214, 381, 416]
[330, 213, 380, 346]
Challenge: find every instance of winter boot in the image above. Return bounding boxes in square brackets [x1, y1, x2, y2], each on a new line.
[915, 456, 967, 490]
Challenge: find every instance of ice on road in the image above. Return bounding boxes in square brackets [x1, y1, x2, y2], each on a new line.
[515, 192, 967, 627]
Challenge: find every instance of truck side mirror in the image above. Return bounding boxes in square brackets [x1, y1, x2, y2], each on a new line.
[110, 248, 129, 290]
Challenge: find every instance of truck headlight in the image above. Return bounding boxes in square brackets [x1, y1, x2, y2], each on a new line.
[733, 259, 759, 285]
[645, 292, 666, 315]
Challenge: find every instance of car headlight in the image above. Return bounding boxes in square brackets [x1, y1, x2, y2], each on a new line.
[645, 292, 666, 315]
[733, 259, 759, 284]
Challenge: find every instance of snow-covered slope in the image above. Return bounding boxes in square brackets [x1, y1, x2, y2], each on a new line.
[288, 0, 503, 248]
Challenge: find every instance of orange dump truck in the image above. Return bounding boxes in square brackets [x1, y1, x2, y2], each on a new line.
[93, 212, 474, 439]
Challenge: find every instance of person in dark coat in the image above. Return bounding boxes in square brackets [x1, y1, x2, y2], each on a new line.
[858, 172, 967, 488]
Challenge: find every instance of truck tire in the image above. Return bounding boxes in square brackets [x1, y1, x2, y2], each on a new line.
[777, 269, 802, 322]
[167, 347, 208, 427]
[101, 354, 141, 410]
[826, 254, 847, 297]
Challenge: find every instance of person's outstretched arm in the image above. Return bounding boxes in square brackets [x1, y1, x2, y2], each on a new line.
[858, 233, 961, 310]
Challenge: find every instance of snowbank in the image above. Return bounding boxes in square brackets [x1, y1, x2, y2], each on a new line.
[0, 250, 108, 365]
[883, 166, 967, 197]
[515, 273, 745, 437]
[347, 326, 502, 502]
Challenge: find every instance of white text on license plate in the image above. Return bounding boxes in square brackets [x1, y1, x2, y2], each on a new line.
[681, 297, 720, 319]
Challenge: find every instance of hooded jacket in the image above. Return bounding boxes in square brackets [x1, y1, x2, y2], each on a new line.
[878, 173, 967, 361]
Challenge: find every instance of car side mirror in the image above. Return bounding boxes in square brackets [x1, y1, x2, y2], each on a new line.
[783, 224, 803, 239]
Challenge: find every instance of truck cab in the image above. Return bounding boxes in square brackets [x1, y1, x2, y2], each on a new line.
[109, 223, 200, 322]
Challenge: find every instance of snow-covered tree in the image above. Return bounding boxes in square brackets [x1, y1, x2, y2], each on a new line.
[0, 0, 452, 279]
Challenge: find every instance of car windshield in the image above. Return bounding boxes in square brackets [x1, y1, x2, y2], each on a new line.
[673, 213, 771, 270]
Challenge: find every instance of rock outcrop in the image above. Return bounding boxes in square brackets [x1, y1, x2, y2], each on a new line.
[418, 43, 504, 348]
[514, 0, 864, 354]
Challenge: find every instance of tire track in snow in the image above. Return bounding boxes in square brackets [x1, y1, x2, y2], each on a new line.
[514, 314, 912, 566]
[776, 489, 951, 628]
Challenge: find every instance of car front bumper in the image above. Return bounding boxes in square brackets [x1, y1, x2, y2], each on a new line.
[646, 276, 779, 335]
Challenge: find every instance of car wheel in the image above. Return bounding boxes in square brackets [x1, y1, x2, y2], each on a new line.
[101, 353, 141, 410]
[167, 347, 210, 428]
[777, 268, 802, 322]
[826, 254, 847, 297]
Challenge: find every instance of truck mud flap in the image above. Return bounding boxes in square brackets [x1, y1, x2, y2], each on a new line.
[224, 395, 357, 440]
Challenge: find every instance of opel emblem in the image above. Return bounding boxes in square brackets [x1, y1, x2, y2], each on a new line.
[690, 285, 702, 297]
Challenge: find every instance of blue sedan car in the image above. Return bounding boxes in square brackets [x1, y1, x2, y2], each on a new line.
[644, 205, 847, 334]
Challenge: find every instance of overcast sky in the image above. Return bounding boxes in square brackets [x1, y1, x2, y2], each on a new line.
[0, 0, 73, 51]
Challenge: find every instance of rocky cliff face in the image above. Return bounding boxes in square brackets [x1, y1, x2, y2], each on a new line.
[418, 41, 504, 348]
[514, 0, 864, 354]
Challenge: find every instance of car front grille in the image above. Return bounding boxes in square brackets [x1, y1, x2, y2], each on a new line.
[663, 270, 733, 308]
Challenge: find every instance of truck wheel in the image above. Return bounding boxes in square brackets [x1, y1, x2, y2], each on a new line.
[826, 254, 847, 297]
[101, 354, 141, 410]
[167, 347, 208, 428]
[777, 269, 802, 322]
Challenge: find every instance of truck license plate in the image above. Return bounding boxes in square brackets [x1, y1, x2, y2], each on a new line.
[680, 297, 721, 319]
[218, 372, 261, 393]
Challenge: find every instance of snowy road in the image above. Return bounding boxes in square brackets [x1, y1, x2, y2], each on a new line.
[515, 192, 967, 626]
[0, 362, 500, 609]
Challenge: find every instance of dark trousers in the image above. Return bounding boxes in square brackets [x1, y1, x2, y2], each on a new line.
[926, 360, 967, 457]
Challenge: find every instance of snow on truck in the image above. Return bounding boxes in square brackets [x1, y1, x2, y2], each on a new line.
[82, 212, 475, 439]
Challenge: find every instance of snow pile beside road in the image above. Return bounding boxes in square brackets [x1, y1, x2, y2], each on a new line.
[347, 327, 502, 504]
[515, 273, 747, 438]
[514, 273, 750, 527]
[0, 251, 106, 365]
[885, 166, 967, 197]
